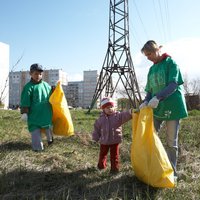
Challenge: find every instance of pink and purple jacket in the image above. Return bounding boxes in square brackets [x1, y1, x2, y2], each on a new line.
[92, 110, 132, 145]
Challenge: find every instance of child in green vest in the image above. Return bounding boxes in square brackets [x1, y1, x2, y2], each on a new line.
[20, 63, 54, 151]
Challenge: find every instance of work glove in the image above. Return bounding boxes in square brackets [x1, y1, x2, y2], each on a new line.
[21, 113, 28, 121]
[139, 101, 148, 110]
[148, 96, 159, 108]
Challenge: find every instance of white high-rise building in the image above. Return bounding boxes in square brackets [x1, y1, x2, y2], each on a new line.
[83, 70, 98, 108]
[0, 42, 9, 109]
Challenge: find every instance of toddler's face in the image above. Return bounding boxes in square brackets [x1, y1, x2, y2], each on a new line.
[30, 71, 43, 83]
[103, 105, 115, 115]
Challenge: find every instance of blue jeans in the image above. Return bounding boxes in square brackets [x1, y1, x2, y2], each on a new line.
[154, 118, 180, 177]
[31, 128, 53, 151]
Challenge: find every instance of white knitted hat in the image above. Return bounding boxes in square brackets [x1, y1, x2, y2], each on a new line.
[101, 97, 115, 109]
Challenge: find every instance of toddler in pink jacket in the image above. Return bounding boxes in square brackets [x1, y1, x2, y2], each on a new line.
[92, 97, 132, 174]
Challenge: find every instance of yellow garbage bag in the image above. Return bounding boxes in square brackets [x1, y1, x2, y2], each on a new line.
[49, 81, 74, 136]
[131, 107, 175, 188]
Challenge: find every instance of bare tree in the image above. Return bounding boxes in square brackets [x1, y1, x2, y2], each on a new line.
[0, 54, 24, 107]
[190, 78, 200, 95]
[183, 74, 200, 110]
[184, 74, 200, 95]
[116, 76, 146, 100]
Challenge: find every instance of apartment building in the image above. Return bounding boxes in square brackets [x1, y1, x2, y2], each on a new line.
[83, 70, 98, 109]
[9, 69, 67, 108]
[65, 81, 83, 108]
[65, 70, 99, 109]
[0, 42, 9, 109]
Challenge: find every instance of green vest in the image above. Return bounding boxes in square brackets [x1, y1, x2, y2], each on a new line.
[145, 57, 188, 120]
[20, 81, 53, 132]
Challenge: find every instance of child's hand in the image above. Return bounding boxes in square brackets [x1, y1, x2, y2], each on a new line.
[21, 113, 28, 121]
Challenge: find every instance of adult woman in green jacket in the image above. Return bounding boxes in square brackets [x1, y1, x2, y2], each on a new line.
[139, 40, 188, 181]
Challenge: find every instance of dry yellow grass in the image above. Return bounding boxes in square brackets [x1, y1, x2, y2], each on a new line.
[0, 109, 200, 199]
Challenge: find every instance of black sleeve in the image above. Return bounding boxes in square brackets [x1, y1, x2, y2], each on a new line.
[144, 92, 152, 102]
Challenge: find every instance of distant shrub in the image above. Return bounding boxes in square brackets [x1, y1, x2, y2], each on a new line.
[188, 109, 200, 116]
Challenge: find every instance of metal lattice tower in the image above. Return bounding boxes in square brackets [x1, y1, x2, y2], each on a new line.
[88, 0, 141, 111]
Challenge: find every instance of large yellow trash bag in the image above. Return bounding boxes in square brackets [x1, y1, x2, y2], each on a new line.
[49, 81, 74, 136]
[131, 107, 175, 188]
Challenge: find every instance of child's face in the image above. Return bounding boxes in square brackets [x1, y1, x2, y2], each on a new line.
[30, 71, 43, 83]
[103, 105, 115, 115]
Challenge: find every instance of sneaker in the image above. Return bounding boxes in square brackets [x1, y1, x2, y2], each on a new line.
[48, 137, 54, 146]
[33, 149, 44, 152]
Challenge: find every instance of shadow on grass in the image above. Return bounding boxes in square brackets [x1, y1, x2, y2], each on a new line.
[0, 141, 31, 151]
[0, 167, 159, 200]
[89, 174, 159, 200]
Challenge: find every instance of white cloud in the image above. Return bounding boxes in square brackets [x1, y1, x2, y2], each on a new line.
[163, 38, 200, 80]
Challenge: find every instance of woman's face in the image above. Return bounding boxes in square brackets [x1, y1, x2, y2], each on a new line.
[30, 71, 43, 82]
[144, 50, 160, 63]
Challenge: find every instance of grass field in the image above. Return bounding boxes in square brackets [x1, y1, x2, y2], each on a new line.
[0, 109, 200, 200]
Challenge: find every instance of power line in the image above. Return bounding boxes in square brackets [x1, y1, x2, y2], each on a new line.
[158, 0, 168, 42]
[132, 0, 149, 39]
[163, 0, 172, 40]
[152, 0, 164, 41]
[128, 0, 172, 52]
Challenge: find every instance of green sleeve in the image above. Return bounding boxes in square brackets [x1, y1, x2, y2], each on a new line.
[167, 58, 184, 85]
[20, 83, 32, 107]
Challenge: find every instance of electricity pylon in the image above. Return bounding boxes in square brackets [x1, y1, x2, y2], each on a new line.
[88, 0, 141, 112]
